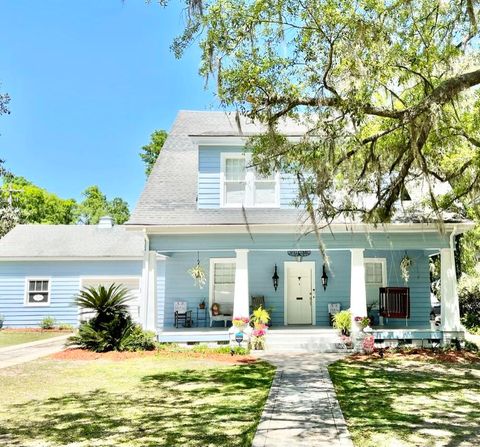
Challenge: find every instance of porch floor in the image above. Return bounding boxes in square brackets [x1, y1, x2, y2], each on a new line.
[156, 325, 441, 344]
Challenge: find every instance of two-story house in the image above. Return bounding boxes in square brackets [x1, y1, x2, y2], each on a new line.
[126, 110, 472, 345]
[0, 110, 472, 349]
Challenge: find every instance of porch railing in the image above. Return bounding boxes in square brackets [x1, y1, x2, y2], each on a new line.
[379, 287, 410, 319]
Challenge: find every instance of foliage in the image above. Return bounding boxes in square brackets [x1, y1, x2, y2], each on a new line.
[0, 313, 4, 329]
[250, 306, 270, 326]
[400, 255, 413, 283]
[119, 326, 157, 352]
[168, 0, 480, 234]
[0, 160, 20, 237]
[333, 310, 352, 335]
[1, 176, 77, 225]
[0, 83, 10, 115]
[75, 185, 130, 225]
[139, 129, 168, 176]
[68, 284, 136, 352]
[40, 316, 56, 330]
[250, 330, 266, 350]
[57, 323, 74, 331]
[458, 266, 480, 330]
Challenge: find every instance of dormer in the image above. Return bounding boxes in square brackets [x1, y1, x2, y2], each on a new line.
[193, 137, 297, 210]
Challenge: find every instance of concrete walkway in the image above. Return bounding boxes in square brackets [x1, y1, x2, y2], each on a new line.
[0, 334, 69, 369]
[252, 353, 354, 447]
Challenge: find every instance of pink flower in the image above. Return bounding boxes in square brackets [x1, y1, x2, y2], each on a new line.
[252, 329, 266, 337]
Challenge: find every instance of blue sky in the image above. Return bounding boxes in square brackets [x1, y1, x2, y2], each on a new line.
[0, 0, 216, 207]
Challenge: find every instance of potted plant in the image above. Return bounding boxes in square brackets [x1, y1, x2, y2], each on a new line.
[250, 306, 270, 329]
[251, 328, 267, 350]
[232, 317, 250, 328]
[198, 299, 206, 309]
[362, 335, 375, 354]
[333, 310, 352, 336]
[354, 316, 371, 331]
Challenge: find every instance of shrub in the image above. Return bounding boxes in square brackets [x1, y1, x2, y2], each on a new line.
[120, 326, 157, 352]
[458, 268, 480, 330]
[67, 284, 136, 352]
[333, 310, 351, 335]
[58, 323, 74, 331]
[40, 316, 56, 330]
[0, 314, 4, 329]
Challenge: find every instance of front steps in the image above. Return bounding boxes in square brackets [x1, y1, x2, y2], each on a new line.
[265, 327, 348, 353]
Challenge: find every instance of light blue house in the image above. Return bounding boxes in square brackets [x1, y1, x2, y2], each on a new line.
[126, 111, 472, 345]
[0, 217, 159, 328]
[0, 111, 472, 349]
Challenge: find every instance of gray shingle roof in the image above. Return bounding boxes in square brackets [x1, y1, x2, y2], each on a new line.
[128, 110, 469, 227]
[128, 110, 309, 226]
[0, 225, 145, 258]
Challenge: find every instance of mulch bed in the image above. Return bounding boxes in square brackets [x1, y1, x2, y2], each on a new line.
[348, 348, 480, 364]
[1, 328, 71, 333]
[50, 348, 257, 364]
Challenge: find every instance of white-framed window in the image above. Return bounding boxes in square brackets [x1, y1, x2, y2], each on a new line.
[25, 278, 51, 306]
[220, 153, 279, 207]
[364, 258, 387, 306]
[209, 258, 236, 314]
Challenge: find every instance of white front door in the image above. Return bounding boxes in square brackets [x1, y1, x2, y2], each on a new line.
[285, 262, 315, 325]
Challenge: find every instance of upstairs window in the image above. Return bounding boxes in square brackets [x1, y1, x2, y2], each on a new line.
[25, 279, 50, 306]
[221, 153, 279, 207]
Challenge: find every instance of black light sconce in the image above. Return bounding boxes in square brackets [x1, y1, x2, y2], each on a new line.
[321, 264, 329, 291]
[272, 264, 279, 291]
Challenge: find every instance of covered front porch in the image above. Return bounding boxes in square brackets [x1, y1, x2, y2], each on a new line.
[140, 226, 467, 345]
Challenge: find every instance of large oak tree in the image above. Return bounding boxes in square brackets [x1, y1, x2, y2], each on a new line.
[167, 0, 480, 231]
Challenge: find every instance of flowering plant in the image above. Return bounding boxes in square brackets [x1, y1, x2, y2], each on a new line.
[362, 335, 375, 354]
[251, 329, 266, 350]
[252, 329, 266, 337]
[354, 316, 370, 329]
[232, 317, 250, 327]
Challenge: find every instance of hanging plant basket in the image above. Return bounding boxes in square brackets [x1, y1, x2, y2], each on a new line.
[188, 252, 207, 289]
[400, 254, 412, 283]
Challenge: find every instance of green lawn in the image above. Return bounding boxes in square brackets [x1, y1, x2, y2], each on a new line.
[329, 358, 480, 447]
[0, 330, 66, 348]
[0, 354, 275, 447]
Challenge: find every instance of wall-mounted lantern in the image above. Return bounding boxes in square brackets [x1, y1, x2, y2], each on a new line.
[321, 264, 329, 291]
[272, 264, 279, 291]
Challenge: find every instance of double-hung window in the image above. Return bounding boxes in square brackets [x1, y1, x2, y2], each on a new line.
[25, 279, 50, 306]
[221, 153, 279, 207]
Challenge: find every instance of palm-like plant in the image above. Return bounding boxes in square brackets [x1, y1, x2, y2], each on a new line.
[69, 284, 136, 352]
[75, 284, 132, 324]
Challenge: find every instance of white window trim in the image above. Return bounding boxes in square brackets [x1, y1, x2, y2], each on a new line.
[24, 277, 51, 307]
[209, 258, 236, 311]
[364, 258, 387, 286]
[220, 152, 280, 208]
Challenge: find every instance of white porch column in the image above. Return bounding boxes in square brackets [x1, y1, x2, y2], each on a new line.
[350, 249, 367, 333]
[141, 250, 157, 331]
[440, 248, 461, 332]
[233, 249, 250, 317]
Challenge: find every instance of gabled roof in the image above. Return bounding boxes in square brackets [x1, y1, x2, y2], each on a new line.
[128, 110, 308, 226]
[0, 225, 145, 259]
